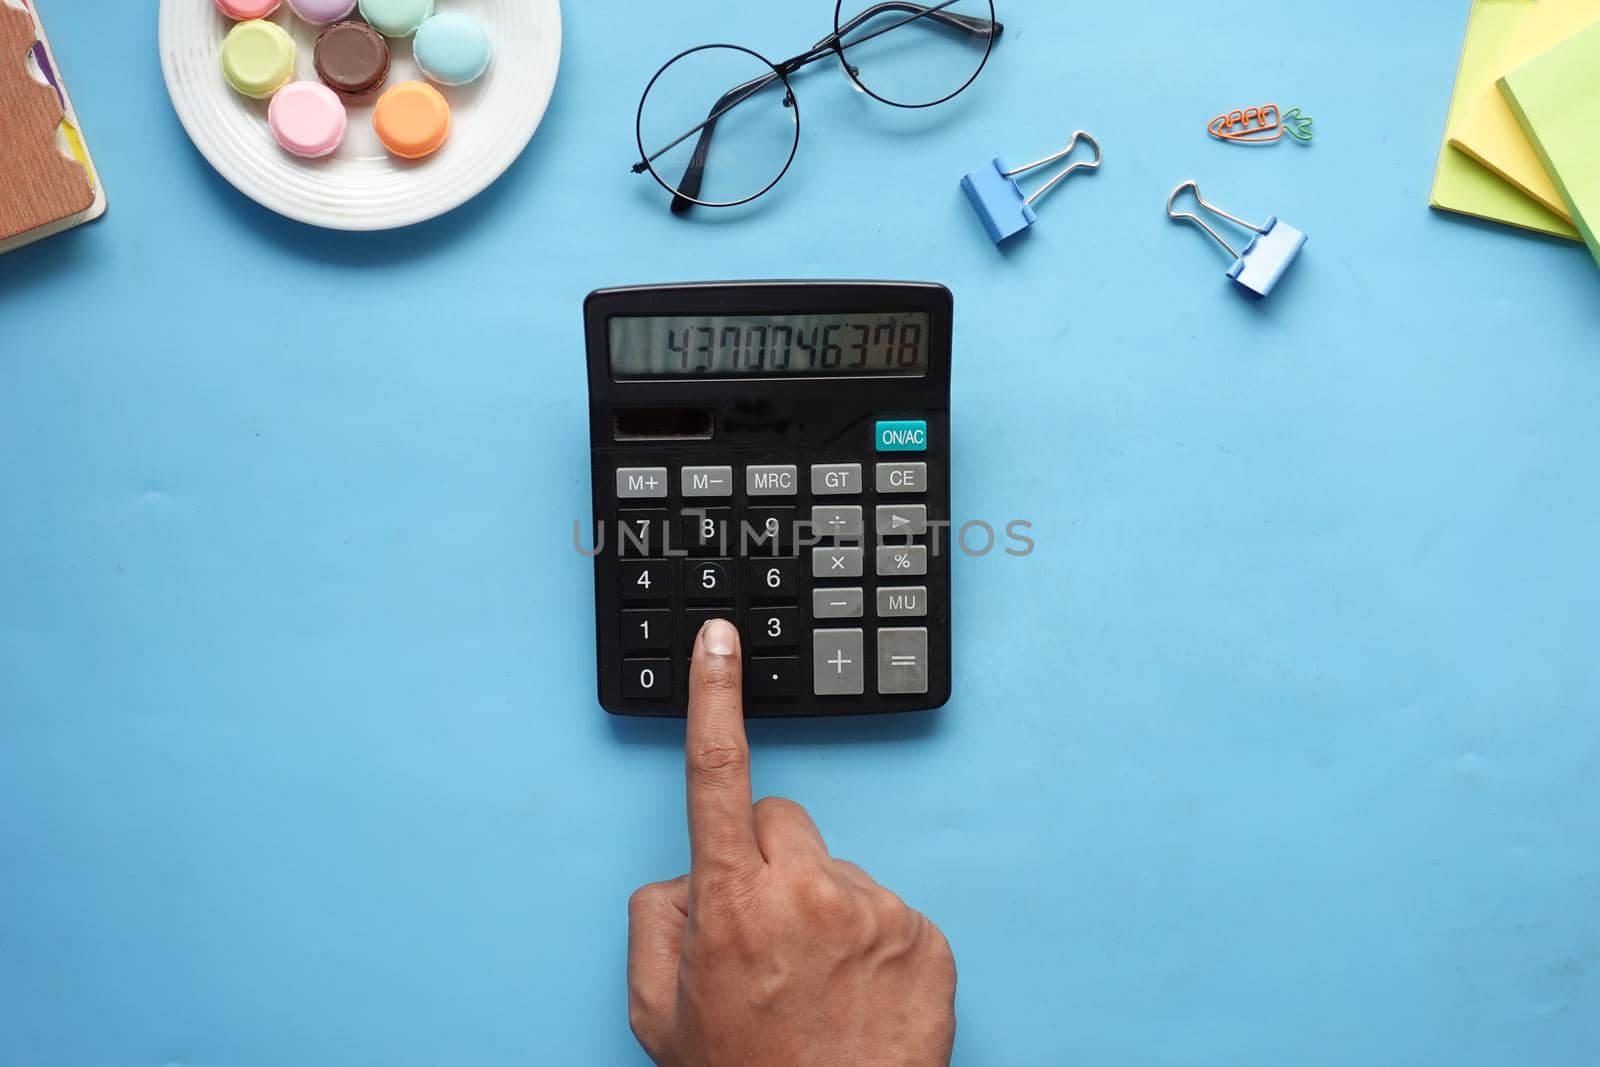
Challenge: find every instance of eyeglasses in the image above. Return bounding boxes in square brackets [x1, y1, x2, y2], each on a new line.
[632, 1, 1003, 213]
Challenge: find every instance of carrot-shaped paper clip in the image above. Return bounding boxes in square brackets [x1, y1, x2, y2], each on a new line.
[1208, 104, 1313, 145]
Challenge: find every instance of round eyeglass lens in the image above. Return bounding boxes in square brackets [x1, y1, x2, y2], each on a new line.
[637, 44, 800, 208]
[835, 0, 997, 108]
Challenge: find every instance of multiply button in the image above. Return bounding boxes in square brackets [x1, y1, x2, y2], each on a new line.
[617, 467, 668, 499]
[746, 465, 798, 496]
[876, 462, 926, 494]
[682, 466, 734, 498]
[813, 628, 865, 696]
[811, 463, 863, 496]
[813, 546, 864, 578]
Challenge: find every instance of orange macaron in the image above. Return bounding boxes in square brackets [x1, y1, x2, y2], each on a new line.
[372, 81, 451, 160]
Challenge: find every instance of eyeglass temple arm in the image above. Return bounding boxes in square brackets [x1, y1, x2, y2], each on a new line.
[637, 2, 1004, 213]
[833, 0, 1002, 43]
[661, 71, 788, 214]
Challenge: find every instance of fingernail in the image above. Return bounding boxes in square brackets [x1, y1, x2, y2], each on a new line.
[700, 618, 738, 657]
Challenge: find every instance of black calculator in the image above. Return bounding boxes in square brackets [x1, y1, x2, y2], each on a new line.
[585, 281, 953, 718]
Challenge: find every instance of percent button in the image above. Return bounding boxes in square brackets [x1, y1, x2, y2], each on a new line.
[875, 545, 928, 577]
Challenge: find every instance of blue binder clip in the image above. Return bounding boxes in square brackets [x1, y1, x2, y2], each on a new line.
[962, 130, 1102, 244]
[1166, 181, 1307, 298]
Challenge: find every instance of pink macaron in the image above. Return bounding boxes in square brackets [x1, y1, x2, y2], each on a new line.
[268, 81, 349, 159]
[287, 0, 359, 24]
[213, 0, 282, 20]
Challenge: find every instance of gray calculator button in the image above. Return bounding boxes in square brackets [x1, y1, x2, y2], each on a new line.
[812, 588, 864, 619]
[875, 504, 927, 536]
[811, 505, 864, 539]
[876, 545, 927, 577]
[813, 546, 864, 578]
[876, 462, 927, 494]
[746, 464, 798, 496]
[814, 629, 865, 696]
[876, 586, 928, 618]
[617, 467, 669, 499]
[811, 463, 863, 495]
[682, 466, 734, 498]
[877, 628, 929, 695]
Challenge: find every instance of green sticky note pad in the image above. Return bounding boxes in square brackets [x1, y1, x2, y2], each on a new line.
[1499, 21, 1600, 267]
[1431, 0, 1579, 241]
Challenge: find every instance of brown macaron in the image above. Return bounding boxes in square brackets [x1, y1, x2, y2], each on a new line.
[314, 21, 391, 98]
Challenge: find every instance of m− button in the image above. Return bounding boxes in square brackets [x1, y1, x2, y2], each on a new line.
[682, 466, 734, 498]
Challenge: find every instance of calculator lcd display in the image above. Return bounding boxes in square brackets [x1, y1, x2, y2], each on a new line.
[609, 313, 931, 379]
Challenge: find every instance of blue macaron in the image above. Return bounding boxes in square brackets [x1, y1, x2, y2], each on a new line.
[413, 12, 492, 87]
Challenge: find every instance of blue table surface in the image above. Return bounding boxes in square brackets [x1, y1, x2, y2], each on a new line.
[3, 1, 1598, 1064]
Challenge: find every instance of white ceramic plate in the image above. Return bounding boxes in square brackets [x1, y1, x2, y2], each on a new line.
[159, 0, 560, 230]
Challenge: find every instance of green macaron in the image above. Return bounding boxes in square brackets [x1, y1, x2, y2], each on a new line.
[357, 0, 435, 38]
[220, 19, 298, 99]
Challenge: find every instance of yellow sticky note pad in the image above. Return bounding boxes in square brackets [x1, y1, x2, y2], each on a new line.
[1500, 21, 1600, 267]
[1447, 0, 1600, 222]
[1431, 0, 1580, 240]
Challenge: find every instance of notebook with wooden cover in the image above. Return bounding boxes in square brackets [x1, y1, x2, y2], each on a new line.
[1, 0, 105, 255]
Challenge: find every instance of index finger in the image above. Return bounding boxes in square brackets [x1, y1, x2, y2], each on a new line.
[685, 619, 761, 882]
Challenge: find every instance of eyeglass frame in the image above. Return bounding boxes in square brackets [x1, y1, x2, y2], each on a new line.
[632, 0, 1004, 213]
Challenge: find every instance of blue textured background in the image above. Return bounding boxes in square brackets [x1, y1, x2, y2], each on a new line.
[3, 1, 1598, 1064]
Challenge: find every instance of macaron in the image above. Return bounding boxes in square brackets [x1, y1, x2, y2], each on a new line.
[220, 20, 297, 99]
[413, 12, 491, 87]
[314, 21, 391, 98]
[268, 81, 348, 158]
[373, 80, 450, 159]
[287, 0, 358, 24]
[357, 0, 434, 38]
[213, 0, 280, 20]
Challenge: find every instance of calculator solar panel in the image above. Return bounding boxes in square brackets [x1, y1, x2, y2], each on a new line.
[585, 281, 953, 718]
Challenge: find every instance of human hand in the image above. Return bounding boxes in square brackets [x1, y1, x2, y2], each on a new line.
[627, 619, 957, 1067]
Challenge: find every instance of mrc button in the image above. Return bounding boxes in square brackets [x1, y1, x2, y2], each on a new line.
[875, 419, 928, 452]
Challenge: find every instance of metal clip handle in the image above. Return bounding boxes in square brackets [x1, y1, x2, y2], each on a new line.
[1005, 131, 1103, 208]
[1166, 180, 1266, 259]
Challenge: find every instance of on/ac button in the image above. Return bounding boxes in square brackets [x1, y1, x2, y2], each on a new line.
[875, 420, 928, 452]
